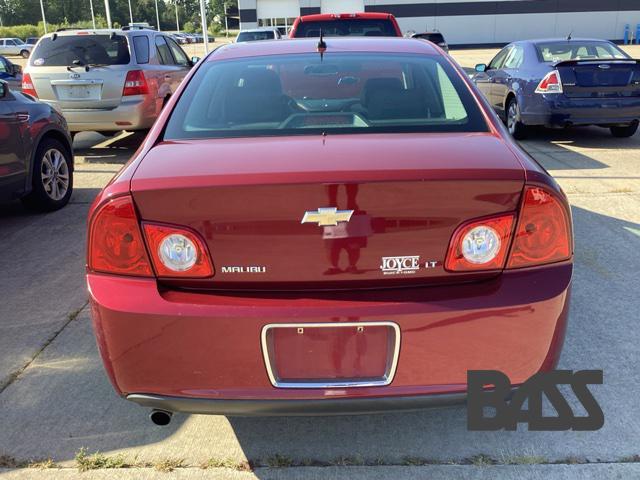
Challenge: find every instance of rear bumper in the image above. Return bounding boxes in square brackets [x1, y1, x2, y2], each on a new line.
[88, 263, 572, 412]
[57, 95, 159, 132]
[521, 94, 640, 127]
[127, 391, 467, 416]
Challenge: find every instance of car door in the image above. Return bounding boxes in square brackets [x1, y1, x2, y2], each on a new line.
[153, 35, 183, 96]
[474, 47, 511, 108]
[0, 41, 7, 56]
[164, 36, 191, 84]
[0, 84, 26, 195]
[4, 39, 18, 55]
[493, 45, 524, 114]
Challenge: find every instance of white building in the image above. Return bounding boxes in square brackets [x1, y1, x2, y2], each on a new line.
[237, 0, 640, 45]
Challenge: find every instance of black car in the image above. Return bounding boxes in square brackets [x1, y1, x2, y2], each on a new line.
[0, 79, 73, 211]
[412, 32, 449, 52]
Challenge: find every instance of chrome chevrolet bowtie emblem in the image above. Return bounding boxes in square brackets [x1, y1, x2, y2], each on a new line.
[301, 207, 354, 227]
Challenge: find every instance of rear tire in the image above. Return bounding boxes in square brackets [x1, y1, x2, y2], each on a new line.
[610, 122, 638, 138]
[506, 97, 528, 140]
[21, 138, 73, 212]
[20, 49, 30, 58]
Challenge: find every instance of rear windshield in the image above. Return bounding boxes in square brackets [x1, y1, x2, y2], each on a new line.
[294, 19, 397, 37]
[164, 53, 487, 140]
[30, 34, 130, 66]
[237, 31, 275, 42]
[536, 41, 629, 63]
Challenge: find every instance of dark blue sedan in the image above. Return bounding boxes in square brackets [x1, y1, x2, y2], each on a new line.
[472, 38, 640, 139]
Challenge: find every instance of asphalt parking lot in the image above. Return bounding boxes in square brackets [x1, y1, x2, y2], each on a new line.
[1, 46, 639, 479]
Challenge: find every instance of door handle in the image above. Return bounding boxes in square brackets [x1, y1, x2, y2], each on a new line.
[164, 75, 171, 80]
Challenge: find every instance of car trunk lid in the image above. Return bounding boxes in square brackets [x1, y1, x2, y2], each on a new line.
[556, 59, 640, 98]
[131, 133, 525, 291]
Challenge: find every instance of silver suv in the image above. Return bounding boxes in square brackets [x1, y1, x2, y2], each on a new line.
[23, 27, 194, 134]
[0, 38, 33, 58]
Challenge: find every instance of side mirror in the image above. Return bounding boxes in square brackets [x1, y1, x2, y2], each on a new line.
[475, 64, 487, 73]
[0, 80, 7, 99]
[190, 56, 200, 66]
[11, 64, 22, 76]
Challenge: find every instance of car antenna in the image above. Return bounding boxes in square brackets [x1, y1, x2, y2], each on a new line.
[567, 31, 572, 41]
[317, 30, 327, 61]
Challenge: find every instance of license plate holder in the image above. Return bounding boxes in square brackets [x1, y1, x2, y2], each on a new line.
[261, 322, 400, 389]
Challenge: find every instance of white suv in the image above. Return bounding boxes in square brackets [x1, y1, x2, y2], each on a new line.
[23, 27, 194, 134]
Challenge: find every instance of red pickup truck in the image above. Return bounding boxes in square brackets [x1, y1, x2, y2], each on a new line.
[289, 12, 402, 38]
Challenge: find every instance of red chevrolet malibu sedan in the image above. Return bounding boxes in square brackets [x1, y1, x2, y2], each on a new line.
[87, 38, 573, 423]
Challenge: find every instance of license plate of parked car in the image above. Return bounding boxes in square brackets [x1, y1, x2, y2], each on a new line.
[57, 84, 100, 100]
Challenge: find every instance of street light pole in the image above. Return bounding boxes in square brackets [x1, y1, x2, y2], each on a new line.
[104, 0, 112, 29]
[155, 0, 161, 31]
[175, 1, 180, 32]
[89, 0, 96, 29]
[199, 0, 209, 53]
[128, 0, 134, 25]
[39, 0, 47, 34]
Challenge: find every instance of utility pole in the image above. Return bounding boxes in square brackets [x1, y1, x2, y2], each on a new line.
[104, 0, 112, 29]
[39, 0, 48, 34]
[199, 0, 209, 53]
[128, 0, 134, 25]
[155, 0, 161, 31]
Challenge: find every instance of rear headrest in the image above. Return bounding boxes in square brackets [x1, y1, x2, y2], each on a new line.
[238, 68, 283, 94]
[361, 77, 403, 106]
[364, 31, 383, 36]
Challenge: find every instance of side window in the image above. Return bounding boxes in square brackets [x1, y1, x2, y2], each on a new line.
[165, 36, 189, 66]
[594, 45, 615, 59]
[489, 47, 511, 70]
[6, 39, 16, 46]
[503, 46, 524, 69]
[0, 59, 7, 73]
[133, 36, 150, 64]
[155, 36, 172, 65]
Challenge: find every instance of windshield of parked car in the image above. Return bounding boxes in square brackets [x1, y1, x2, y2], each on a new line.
[30, 34, 130, 66]
[294, 20, 397, 37]
[536, 41, 629, 63]
[237, 31, 275, 42]
[164, 53, 488, 140]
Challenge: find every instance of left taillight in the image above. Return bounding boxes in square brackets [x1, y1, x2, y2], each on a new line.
[143, 223, 214, 278]
[88, 195, 153, 276]
[122, 69, 149, 96]
[21, 73, 38, 97]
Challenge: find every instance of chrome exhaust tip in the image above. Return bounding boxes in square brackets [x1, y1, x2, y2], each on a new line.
[149, 409, 173, 426]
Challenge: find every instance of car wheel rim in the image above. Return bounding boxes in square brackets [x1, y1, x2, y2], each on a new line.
[41, 149, 69, 201]
[507, 103, 518, 134]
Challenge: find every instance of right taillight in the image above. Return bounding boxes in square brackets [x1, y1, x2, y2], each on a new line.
[122, 70, 149, 96]
[507, 186, 572, 269]
[88, 195, 153, 276]
[21, 73, 38, 97]
[142, 223, 214, 278]
[535, 70, 563, 94]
